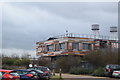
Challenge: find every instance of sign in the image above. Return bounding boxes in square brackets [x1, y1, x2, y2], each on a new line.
[51, 63, 56, 69]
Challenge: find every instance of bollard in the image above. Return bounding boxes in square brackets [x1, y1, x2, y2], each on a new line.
[59, 68, 62, 79]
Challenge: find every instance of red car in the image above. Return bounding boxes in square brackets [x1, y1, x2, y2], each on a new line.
[0, 70, 20, 80]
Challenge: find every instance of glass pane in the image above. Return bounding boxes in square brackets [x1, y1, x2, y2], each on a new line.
[9, 72, 19, 76]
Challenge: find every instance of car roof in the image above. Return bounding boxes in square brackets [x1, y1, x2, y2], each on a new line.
[27, 69, 44, 71]
[107, 64, 119, 66]
[26, 69, 35, 71]
[14, 69, 36, 72]
[14, 69, 28, 71]
[29, 66, 47, 68]
[0, 70, 14, 73]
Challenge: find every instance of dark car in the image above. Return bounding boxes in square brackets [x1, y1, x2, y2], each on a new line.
[28, 66, 51, 79]
[27, 69, 50, 80]
[14, 69, 39, 80]
[104, 64, 120, 77]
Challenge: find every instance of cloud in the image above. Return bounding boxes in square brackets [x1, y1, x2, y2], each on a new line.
[2, 2, 118, 57]
[2, 48, 37, 58]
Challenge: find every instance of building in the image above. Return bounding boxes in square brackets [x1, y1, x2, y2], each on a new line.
[36, 33, 118, 57]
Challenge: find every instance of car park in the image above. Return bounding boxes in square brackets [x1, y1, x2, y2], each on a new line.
[28, 66, 51, 74]
[112, 70, 120, 78]
[27, 69, 50, 80]
[14, 69, 39, 80]
[104, 64, 120, 77]
[0, 69, 20, 80]
[28, 66, 52, 79]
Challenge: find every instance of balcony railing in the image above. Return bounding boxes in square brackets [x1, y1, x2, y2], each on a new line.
[54, 33, 118, 41]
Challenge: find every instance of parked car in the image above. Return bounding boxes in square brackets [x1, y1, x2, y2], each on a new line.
[28, 66, 51, 73]
[14, 69, 39, 80]
[0, 72, 4, 80]
[27, 69, 50, 80]
[104, 64, 120, 77]
[28, 66, 52, 79]
[112, 70, 120, 78]
[0, 69, 20, 80]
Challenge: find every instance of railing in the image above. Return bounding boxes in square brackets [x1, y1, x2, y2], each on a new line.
[54, 33, 118, 40]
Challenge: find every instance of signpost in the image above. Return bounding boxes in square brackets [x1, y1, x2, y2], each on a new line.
[51, 63, 56, 76]
[59, 68, 62, 79]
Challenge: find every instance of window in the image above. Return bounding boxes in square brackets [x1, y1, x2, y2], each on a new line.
[16, 71, 28, 75]
[72, 43, 79, 50]
[83, 43, 91, 50]
[55, 44, 58, 51]
[9, 72, 19, 76]
[1, 72, 5, 75]
[36, 70, 44, 74]
[29, 71, 36, 75]
[59, 43, 65, 50]
[47, 45, 54, 52]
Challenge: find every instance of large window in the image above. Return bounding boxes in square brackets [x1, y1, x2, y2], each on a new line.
[83, 43, 91, 50]
[55, 44, 58, 51]
[59, 43, 65, 50]
[47, 45, 54, 52]
[72, 43, 79, 50]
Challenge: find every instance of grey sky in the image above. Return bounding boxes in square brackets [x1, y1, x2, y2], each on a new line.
[2, 2, 118, 57]
[118, 2, 120, 42]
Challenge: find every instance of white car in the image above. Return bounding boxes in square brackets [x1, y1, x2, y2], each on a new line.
[112, 70, 120, 78]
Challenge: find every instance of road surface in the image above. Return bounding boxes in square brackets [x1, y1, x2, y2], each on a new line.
[55, 73, 119, 80]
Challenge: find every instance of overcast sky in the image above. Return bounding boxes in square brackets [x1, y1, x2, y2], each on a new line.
[1, 2, 118, 57]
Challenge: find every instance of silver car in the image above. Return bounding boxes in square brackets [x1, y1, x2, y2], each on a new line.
[112, 70, 120, 78]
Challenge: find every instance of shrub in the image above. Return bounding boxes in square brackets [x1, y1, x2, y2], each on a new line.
[2, 55, 31, 69]
[56, 56, 81, 73]
[21, 59, 30, 67]
[69, 67, 93, 75]
[14, 60, 21, 66]
[36, 58, 51, 68]
[92, 68, 105, 77]
[2, 58, 15, 66]
[69, 67, 76, 74]
[83, 48, 118, 68]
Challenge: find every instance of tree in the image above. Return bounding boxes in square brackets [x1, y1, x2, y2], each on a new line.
[83, 48, 118, 68]
[56, 56, 81, 73]
[11, 53, 19, 59]
[36, 57, 51, 67]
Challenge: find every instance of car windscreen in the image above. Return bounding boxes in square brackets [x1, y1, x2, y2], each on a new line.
[16, 71, 28, 75]
[36, 70, 44, 73]
[9, 71, 19, 76]
[29, 71, 37, 75]
[29, 67, 50, 72]
[1, 72, 5, 75]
